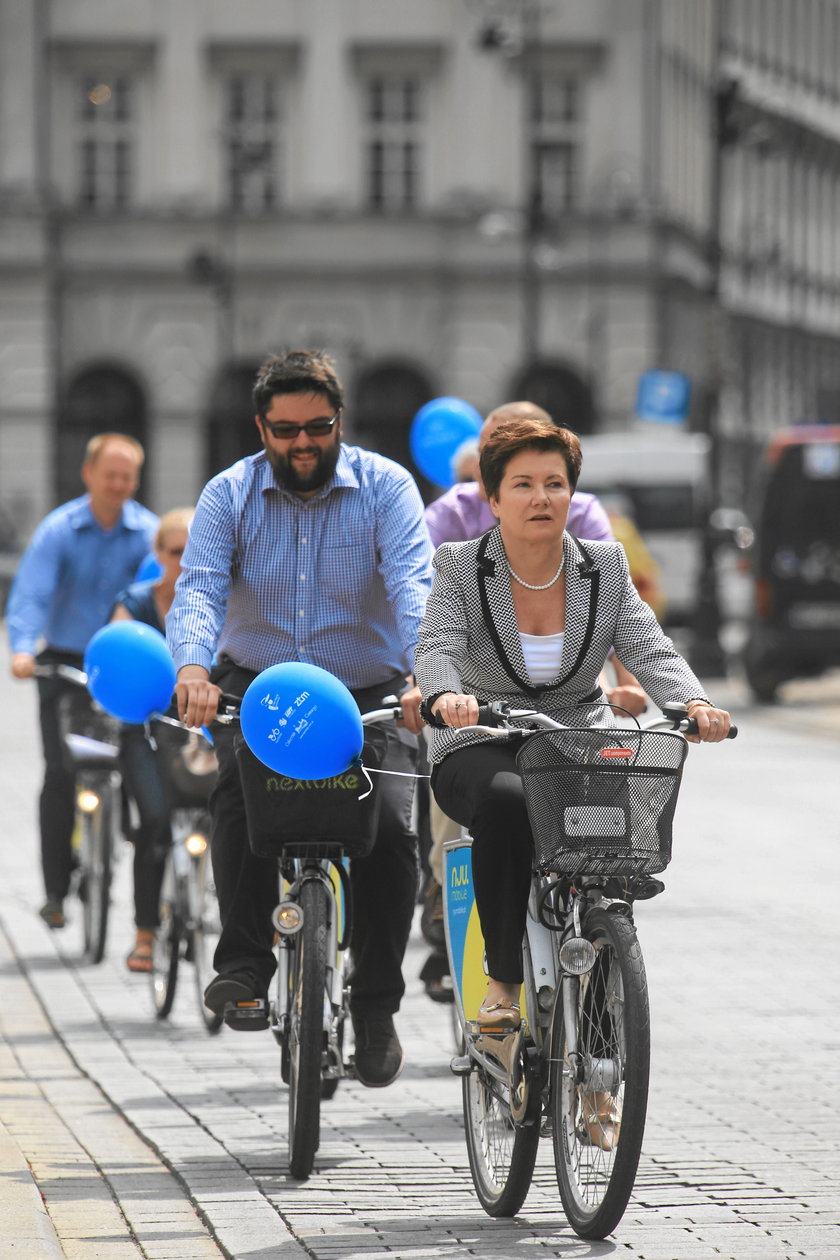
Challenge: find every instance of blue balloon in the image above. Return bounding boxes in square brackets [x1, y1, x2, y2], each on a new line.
[84, 621, 176, 724]
[240, 662, 363, 780]
[135, 551, 163, 582]
[410, 396, 483, 487]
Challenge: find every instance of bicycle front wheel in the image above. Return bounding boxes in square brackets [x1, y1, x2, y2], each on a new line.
[551, 907, 650, 1239]
[80, 789, 114, 964]
[190, 844, 223, 1034]
[462, 1058, 540, 1216]
[151, 862, 181, 1019]
[287, 877, 329, 1180]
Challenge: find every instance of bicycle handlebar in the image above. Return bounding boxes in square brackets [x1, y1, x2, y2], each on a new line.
[472, 698, 738, 739]
[33, 662, 88, 687]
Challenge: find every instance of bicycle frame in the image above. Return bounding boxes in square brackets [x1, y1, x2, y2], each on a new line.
[440, 698, 698, 1231]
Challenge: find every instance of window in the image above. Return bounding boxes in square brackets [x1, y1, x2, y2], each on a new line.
[363, 75, 424, 213]
[58, 366, 148, 505]
[77, 76, 134, 209]
[531, 74, 581, 215]
[224, 73, 282, 212]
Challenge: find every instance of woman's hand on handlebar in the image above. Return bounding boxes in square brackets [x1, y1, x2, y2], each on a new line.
[174, 666, 223, 730]
[685, 702, 732, 744]
[431, 691, 479, 729]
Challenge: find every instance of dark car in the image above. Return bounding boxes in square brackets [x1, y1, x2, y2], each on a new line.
[743, 424, 840, 702]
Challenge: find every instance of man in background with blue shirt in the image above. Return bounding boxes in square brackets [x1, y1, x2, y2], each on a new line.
[168, 349, 432, 1087]
[7, 433, 158, 928]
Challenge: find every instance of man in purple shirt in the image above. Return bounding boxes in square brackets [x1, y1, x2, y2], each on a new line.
[419, 402, 646, 971]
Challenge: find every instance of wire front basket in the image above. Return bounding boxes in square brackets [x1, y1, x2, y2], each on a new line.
[516, 727, 689, 877]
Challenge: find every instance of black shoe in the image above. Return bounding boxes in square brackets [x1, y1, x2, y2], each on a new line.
[203, 971, 269, 1031]
[352, 1013, 405, 1088]
[419, 949, 454, 1004]
[420, 877, 445, 948]
[39, 899, 65, 930]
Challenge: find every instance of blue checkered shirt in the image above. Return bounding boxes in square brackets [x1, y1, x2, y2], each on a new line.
[167, 446, 433, 688]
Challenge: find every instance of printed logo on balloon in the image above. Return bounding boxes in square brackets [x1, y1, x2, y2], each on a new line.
[240, 662, 364, 780]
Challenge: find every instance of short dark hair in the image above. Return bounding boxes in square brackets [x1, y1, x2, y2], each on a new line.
[252, 349, 344, 418]
[479, 417, 582, 500]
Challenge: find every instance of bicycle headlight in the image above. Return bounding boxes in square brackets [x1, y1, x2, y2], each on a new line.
[272, 900, 303, 935]
[185, 832, 207, 856]
[77, 789, 100, 813]
[559, 936, 596, 975]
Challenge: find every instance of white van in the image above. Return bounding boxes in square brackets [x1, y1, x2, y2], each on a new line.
[576, 430, 711, 624]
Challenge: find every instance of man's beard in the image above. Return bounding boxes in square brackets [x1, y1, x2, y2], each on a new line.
[265, 435, 341, 493]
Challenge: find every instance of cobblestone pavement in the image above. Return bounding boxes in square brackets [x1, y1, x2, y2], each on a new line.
[2, 643, 840, 1259]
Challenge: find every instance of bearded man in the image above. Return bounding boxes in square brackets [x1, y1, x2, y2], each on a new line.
[168, 349, 432, 1087]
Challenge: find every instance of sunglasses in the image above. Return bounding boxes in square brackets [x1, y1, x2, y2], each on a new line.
[261, 410, 341, 440]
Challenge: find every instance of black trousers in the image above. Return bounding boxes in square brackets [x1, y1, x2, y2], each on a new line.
[35, 648, 85, 901]
[120, 727, 170, 930]
[432, 742, 533, 985]
[209, 661, 419, 1016]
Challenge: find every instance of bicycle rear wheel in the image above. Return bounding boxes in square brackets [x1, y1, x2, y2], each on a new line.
[151, 860, 181, 1018]
[462, 1058, 540, 1216]
[287, 877, 329, 1179]
[190, 845, 223, 1033]
[80, 787, 114, 964]
[551, 907, 650, 1239]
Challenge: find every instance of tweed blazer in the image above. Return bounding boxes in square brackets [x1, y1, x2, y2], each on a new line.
[416, 526, 709, 766]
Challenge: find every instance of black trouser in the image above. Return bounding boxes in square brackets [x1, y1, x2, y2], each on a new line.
[209, 661, 419, 1017]
[120, 726, 170, 930]
[35, 648, 85, 901]
[432, 742, 532, 985]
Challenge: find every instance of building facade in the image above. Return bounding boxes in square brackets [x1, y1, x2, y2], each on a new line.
[1, 0, 839, 537]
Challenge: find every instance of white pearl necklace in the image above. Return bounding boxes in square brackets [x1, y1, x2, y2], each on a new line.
[506, 552, 566, 590]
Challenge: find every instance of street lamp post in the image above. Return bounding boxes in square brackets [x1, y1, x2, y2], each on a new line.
[476, 0, 543, 367]
[687, 73, 740, 678]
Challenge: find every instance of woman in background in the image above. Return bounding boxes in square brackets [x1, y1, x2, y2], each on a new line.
[111, 508, 193, 972]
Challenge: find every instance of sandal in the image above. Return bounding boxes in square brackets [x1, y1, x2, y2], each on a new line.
[126, 931, 154, 973]
[39, 900, 66, 930]
[579, 1090, 621, 1151]
[476, 1000, 521, 1030]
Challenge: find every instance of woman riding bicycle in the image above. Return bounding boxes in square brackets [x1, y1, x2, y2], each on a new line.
[111, 507, 196, 972]
[415, 417, 731, 1035]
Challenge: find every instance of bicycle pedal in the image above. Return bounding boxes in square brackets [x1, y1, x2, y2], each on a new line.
[466, 1019, 520, 1037]
[449, 1054, 472, 1077]
[223, 998, 269, 1032]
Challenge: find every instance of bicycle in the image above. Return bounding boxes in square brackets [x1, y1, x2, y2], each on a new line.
[442, 700, 737, 1238]
[211, 694, 402, 1180]
[36, 663, 124, 963]
[147, 718, 222, 1032]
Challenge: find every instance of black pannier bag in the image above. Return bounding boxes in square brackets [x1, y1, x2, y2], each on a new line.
[151, 721, 219, 808]
[516, 727, 688, 878]
[236, 724, 387, 861]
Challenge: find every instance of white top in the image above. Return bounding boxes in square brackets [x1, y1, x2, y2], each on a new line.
[519, 630, 565, 683]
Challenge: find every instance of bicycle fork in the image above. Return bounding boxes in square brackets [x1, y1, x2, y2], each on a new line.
[271, 864, 348, 1080]
[555, 892, 623, 1103]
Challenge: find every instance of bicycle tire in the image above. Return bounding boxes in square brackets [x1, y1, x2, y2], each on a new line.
[287, 877, 329, 1179]
[81, 787, 114, 964]
[462, 1054, 540, 1216]
[551, 907, 650, 1239]
[190, 846, 223, 1034]
[151, 860, 181, 1019]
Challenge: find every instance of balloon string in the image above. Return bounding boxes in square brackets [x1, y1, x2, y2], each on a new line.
[357, 764, 431, 801]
